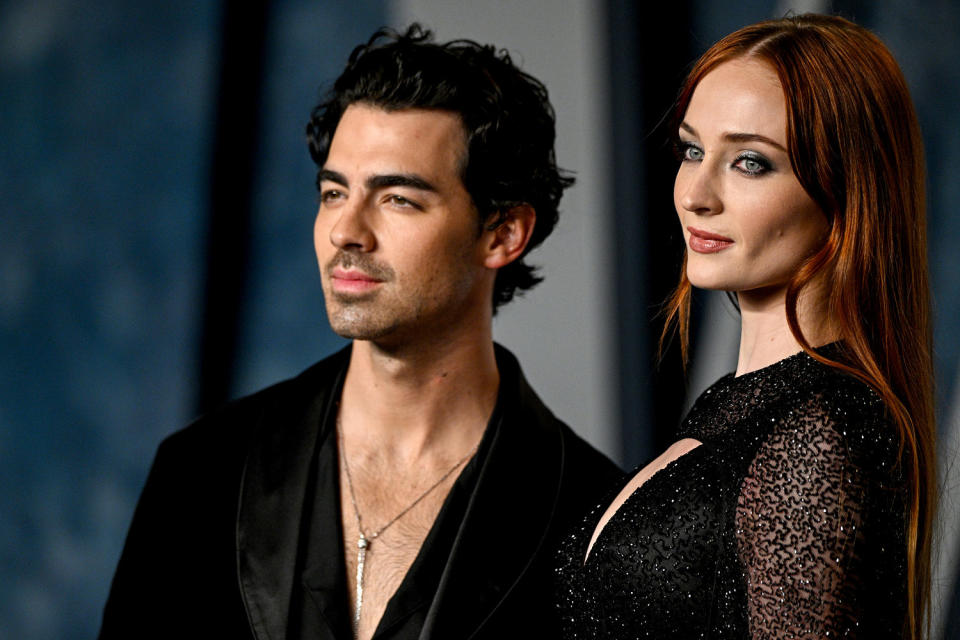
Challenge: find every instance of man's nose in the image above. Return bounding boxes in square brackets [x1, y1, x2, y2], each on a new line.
[329, 198, 376, 251]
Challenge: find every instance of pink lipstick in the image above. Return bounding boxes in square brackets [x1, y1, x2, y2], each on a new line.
[687, 226, 734, 254]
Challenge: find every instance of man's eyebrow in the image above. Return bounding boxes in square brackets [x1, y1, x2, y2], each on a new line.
[318, 169, 348, 186]
[679, 122, 786, 152]
[367, 173, 438, 193]
[317, 170, 438, 193]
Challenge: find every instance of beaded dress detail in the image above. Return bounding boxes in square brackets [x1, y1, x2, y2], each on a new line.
[556, 347, 906, 638]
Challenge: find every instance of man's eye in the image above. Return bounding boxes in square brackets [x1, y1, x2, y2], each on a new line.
[320, 189, 344, 204]
[386, 194, 422, 210]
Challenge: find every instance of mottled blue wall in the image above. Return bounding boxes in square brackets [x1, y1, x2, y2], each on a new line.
[0, 1, 384, 638]
[4, 0, 959, 638]
[0, 3, 216, 637]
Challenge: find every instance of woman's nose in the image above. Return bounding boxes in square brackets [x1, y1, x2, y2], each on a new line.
[676, 165, 723, 215]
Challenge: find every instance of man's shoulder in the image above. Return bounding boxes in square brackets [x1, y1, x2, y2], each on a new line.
[556, 420, 622, 478]
[553, 419, 624, 508]
[494, 343, 623, 491]
[158, 346, 350, 460]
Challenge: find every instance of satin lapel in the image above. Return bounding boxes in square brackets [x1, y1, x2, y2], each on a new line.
[236, 348, 349, 640]
[420, 348, 565, 639]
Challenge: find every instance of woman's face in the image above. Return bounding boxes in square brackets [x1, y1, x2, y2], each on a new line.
[674, 58, 829, 299]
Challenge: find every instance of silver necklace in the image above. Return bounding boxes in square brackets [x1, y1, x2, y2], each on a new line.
[337, 417, 477, 634]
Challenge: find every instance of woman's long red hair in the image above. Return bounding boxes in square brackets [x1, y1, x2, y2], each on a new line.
[661, 14, 934, 638]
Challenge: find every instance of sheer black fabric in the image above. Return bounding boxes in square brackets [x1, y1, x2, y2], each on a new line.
[556, 347, 907, 638]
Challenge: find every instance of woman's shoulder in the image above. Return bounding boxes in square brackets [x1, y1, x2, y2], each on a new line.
[791, 357, 887, 425]
[773, 358, 900, 473]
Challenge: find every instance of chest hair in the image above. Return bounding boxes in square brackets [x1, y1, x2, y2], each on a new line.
[339, 458, 464, 640]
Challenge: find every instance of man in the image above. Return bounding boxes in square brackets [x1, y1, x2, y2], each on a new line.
[100, 26, 622, 640]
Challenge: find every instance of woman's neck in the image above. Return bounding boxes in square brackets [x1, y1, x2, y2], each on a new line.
[734, 282, 838, 377]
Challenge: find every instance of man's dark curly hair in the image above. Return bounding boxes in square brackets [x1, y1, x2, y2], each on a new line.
[306, 25, 574, 312]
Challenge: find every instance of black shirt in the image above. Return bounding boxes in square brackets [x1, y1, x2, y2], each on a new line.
[98, 344, 623, 640]
[289, 370, 499, 639]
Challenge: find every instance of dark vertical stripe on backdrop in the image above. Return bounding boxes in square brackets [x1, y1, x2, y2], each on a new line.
[636, 3, 695, 456]
[606, 0, 694, 468]
[195, 0, 271, 415]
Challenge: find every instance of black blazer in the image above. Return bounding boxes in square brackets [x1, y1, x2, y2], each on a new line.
[99, 345, 623, 639]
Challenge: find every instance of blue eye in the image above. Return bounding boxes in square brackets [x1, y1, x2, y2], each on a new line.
[733, 152, 772, 176]
[676, 141, 704, 162]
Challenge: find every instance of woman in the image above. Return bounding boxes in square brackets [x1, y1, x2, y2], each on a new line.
[556, 14, 934, 639]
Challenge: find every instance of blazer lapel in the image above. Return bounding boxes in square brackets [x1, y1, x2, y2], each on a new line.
[236, 348, 349, 640]
[420, 347, 565, 639]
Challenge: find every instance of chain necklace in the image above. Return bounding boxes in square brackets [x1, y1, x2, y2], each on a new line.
[337, 417, 478, 634]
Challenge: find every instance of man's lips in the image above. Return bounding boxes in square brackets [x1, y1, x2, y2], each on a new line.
[687, 226, 734, 254]
[330, 267, 383, 293]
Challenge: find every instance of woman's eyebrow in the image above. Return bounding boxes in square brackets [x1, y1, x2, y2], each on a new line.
[679, 122, 787, 152]
[722, 132, 786, 151]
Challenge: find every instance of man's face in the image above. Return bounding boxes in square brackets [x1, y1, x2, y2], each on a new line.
[315, 104, 491, 344]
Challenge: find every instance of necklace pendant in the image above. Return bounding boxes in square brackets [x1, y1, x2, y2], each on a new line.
[354, 534, 367, 632]
[338, 416, 477, 636]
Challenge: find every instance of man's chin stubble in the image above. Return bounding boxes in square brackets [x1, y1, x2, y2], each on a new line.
[326, 298, 395, 341]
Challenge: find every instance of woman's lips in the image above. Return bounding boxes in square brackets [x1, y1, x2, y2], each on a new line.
[687, 226, 734, 254]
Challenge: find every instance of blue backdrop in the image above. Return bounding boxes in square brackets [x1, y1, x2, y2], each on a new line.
[2, 1, 959, 638]
[0, 1, 382, 637]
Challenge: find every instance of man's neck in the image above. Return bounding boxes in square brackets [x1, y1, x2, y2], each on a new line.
[338, 329, 499, 462]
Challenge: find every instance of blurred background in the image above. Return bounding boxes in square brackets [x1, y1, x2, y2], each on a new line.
[2, 0, 959, 638]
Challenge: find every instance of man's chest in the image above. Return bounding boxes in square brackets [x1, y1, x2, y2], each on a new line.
[338, 470, 457, 639]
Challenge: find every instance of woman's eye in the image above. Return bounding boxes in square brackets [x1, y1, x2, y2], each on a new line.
[679, 142, 703, 162]
[733, 153, 771, 176]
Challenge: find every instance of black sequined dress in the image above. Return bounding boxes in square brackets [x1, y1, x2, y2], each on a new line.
[556, 347, 907, 638]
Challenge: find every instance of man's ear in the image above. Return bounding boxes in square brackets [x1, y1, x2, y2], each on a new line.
[481, 205, 537, 269]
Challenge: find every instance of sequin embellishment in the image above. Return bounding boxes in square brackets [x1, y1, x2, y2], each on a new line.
[555, 347, 906, 639]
